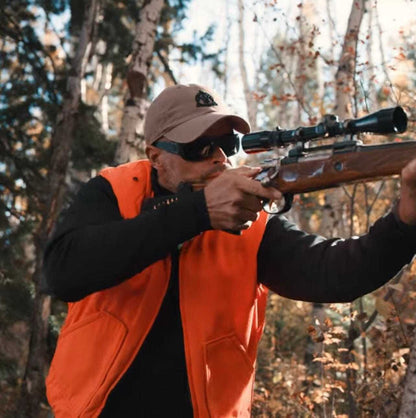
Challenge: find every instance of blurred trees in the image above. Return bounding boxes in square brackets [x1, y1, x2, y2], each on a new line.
[0, 1, 120, 414]
[0, 0, 218, 415]
[20, 1, 102, 415]
[1, 0, 416, 416]
[115, 0, 164, 164]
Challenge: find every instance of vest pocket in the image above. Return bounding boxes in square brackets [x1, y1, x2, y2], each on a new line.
[204, 334, 254, 418]
[46, 311, 128, 416]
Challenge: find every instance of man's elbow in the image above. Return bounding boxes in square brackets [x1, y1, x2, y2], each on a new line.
[42, 256, 85, 302]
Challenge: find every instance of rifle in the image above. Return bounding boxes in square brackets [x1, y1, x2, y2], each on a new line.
[241, 106, 415, 213]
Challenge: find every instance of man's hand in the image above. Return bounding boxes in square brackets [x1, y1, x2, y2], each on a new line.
[398, 159, 416, 225]
[204, 166, 282, 231]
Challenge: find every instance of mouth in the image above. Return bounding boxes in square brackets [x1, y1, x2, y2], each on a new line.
[190, 165, 230, 190]
[203, 172, 222, 181]
[203, 164, 230, 181]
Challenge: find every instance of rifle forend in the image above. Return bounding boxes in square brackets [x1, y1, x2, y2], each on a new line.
[241, 106, 407, 154]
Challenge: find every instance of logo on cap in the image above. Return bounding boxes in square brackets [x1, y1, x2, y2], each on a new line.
[195, 90, 218, 107]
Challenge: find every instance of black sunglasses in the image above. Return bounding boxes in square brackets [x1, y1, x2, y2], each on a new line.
[153, 133, 240, 162]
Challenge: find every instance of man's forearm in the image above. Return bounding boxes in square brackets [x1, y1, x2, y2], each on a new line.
[258, 212, 416, 303]
[42, 176, 209, 302]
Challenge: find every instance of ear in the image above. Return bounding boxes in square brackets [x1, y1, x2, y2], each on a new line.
[145, 145, 163, 170]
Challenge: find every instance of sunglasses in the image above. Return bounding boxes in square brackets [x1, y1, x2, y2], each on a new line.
[153, 133, 240, 162]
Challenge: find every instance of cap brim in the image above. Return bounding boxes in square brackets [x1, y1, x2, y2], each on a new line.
[163, 112, 250, 144]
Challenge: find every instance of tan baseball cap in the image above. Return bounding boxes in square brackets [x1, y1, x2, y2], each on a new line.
[144, 83, 250, 145]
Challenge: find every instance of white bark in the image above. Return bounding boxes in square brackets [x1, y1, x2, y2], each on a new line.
[335, 0, 366, 117]
[237, 0, 257, 130]
[115, 0, 164, 164]
[365, 4, 378, 109]
[325, 7, 367, 416]
[320, 0, 367, 240]
[100, 62, 113, 131]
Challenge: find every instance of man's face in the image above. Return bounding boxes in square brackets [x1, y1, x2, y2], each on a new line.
[146, 119, 234, 193]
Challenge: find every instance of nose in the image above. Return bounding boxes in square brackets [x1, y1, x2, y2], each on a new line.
[210, 146, 228, 164]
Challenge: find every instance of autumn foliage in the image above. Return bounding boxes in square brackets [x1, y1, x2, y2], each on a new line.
[252, 262, 416, 417]
[2, 0, 416, 416]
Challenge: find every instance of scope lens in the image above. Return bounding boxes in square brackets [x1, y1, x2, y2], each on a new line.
[393, 107, 407, 133]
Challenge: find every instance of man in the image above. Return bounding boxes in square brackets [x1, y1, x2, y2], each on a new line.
[43, 83, 416, 417]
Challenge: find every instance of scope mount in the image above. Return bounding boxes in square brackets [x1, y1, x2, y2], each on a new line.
[283, 135, 363, 165]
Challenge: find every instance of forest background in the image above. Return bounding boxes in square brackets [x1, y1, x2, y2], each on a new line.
[2, 0, 416, 416]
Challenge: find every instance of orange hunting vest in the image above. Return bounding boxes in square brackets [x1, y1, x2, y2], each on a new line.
[46, 160, 269, 418]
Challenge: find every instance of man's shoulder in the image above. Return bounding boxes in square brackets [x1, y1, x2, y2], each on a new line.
[99, 159, 151, 179]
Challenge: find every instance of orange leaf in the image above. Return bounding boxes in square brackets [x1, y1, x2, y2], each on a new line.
[375, 297, 394, 318]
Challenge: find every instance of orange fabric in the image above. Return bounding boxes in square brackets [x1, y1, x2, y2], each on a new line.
[46, 160, 268, 417]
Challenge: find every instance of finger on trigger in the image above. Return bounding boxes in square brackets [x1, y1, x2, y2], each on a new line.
[243, 177, 282, 200]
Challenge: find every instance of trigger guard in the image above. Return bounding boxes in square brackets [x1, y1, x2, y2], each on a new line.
[263, 193, 293, 214]
[277, 193, 293, 214]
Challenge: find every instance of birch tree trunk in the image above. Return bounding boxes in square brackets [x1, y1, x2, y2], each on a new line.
[20, 1, 100, 415]
[295, 2, 306, 122]
[335, 0, 366, 116]
[115, 0, 164, 164]
[329, 2, 367, 416]
[237, 0, 257, 130]
[320, 0, 367, 240]
[365, 6, 377, 109]
[326, 0, 336, 64]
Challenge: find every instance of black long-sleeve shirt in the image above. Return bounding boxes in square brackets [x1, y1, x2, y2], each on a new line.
[42, 171, 416, 416]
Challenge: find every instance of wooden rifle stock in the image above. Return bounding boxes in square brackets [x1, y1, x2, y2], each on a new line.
[267, 141, 416, 194]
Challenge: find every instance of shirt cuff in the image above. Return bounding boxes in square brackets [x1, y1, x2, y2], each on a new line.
[192, 189, 212, 231]
[392, 202, 416, 234]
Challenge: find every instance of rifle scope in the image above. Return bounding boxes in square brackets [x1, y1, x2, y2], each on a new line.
[241, 106, 408, 154]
